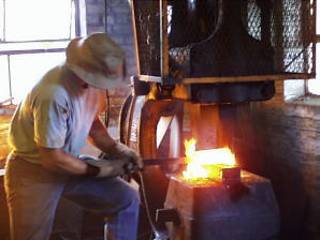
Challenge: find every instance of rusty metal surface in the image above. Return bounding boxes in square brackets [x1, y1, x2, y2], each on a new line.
[189, 81, 275, 103]
[118, 95, 185, 238]
[118, 93, 184, 159]
[221, 166, 241, 185]
[138, 99, 183, 159]
[165, 170, 280, 240]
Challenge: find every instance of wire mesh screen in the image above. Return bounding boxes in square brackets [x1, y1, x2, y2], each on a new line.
[132, 0, 161, 76]
[132, 0, 315, 80]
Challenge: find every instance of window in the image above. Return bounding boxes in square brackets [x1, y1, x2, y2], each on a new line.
[0, 0, 86, 104]
[307, 0, 320, 95]
[284, 0, 318, 100]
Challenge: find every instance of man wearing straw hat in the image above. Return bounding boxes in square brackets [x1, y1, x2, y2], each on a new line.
[4, 32, 143, 240]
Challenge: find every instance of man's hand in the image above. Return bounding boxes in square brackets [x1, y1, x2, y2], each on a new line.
[79, 154, 127, 178]
[101, 143, 143, 170]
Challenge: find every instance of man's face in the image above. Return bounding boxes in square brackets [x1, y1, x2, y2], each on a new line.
[69, 71, 91, 91]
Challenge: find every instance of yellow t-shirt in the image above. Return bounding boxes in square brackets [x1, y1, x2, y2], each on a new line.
[9, 64, 104, 164]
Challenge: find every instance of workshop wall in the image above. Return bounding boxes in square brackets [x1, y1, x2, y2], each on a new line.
[215, 81, 320, 240]
[87, 0, 136, 78]
[86, 0, 135, 131]
[233, 99, 320, 240]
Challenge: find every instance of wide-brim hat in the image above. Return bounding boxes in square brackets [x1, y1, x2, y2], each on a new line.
[66, 32, 126, 89]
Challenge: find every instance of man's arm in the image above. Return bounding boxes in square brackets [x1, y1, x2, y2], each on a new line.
[38, 118, 123, 176]
[39, 147, 96, 176]
[88, 117, 117, 153]
[89, 117, 143, 169]
[39, 147, 125, 177]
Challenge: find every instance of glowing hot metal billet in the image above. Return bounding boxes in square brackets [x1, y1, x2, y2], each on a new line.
[143, 138, 241, 184]
[182, 138, 240, 183]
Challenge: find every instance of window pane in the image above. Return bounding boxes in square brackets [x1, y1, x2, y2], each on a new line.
[284, 80, 305, 101]
[5, 0, 73, 41]
[308, 43, 320, 94]
[0, 0, 3, 41]
[0, 55, 10, 103]
[10, 52, 65, 103]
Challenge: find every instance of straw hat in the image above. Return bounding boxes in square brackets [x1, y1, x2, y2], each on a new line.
[66, 32, 125, 89]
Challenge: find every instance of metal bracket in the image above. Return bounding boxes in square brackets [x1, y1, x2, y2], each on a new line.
[156, 208, 181, 226]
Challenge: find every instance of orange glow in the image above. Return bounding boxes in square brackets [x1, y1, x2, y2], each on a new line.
[183, 138, 237, 181]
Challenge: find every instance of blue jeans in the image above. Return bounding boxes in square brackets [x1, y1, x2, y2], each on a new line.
[4, 155, 140, 240]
